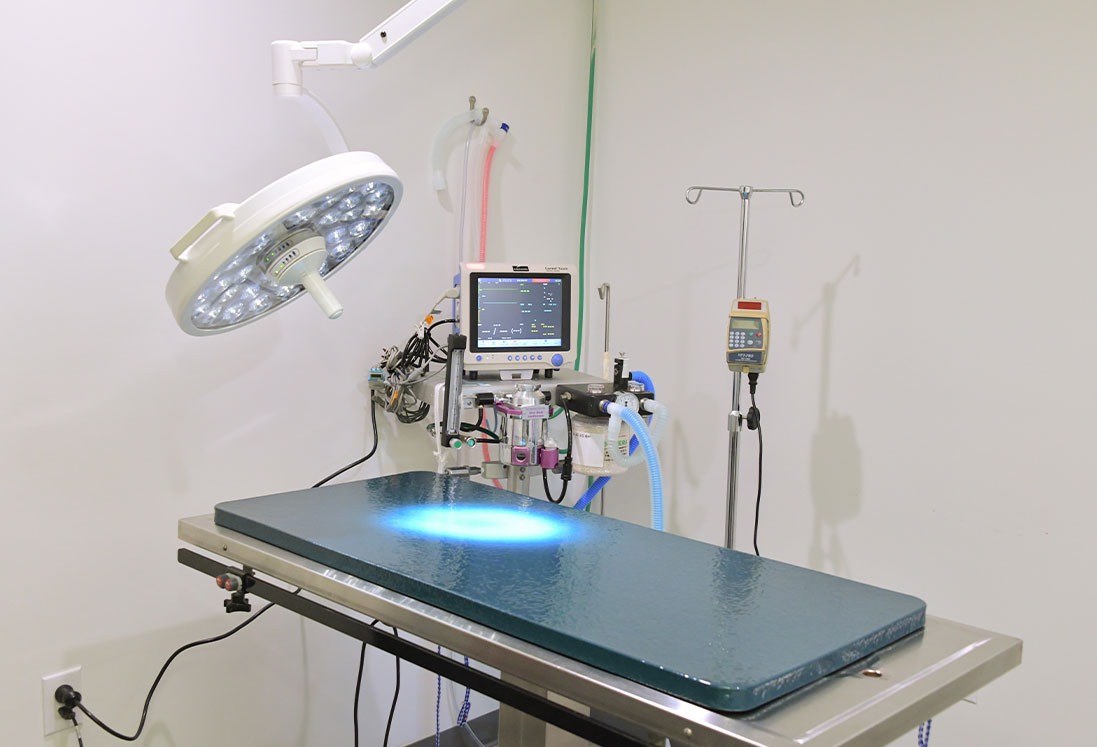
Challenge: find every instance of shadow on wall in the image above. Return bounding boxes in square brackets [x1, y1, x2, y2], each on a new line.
[792, 257, 862, 576]
[667, 419, 702, 534]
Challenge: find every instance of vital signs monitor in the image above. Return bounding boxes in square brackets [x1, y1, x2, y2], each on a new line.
[459, 263, 578, 373]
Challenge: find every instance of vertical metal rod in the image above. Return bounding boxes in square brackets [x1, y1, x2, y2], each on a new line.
[725, 188, 752, 549]
[737, 187, 752, 297]
[498, 674, 548, 747]
[599, 283, 611, 353]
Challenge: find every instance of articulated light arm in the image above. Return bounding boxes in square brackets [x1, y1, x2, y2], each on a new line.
[272, 0, 468, 97]
[163, 0, 463, 335]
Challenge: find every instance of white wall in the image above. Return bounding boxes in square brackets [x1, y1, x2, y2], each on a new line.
[588, 1, 1095, 744]
[0, 1, 591, 745]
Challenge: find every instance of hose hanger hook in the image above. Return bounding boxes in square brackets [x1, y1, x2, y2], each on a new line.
[468, 95, 488, 126]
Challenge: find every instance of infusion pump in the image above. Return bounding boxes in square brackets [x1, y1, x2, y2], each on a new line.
[727, 298, 769, 374]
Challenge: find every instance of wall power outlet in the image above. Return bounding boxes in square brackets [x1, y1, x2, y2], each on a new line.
[42, 666, 81, 737]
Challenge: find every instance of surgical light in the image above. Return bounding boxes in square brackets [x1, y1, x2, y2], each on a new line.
[165, 152, 402, 335]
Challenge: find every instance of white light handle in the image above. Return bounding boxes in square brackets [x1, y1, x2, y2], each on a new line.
[169, 203, 238, 260]
[275, 240, 344, 319]
[301, 271, 343, 319]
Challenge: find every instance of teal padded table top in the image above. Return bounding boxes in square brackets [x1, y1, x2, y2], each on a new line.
[214, 472, 925, 712]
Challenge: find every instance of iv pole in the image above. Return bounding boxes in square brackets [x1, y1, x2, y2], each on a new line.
[685, 185, 804, 550]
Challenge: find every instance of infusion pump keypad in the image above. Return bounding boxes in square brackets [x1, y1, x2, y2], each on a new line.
[728, 320, 763, 348]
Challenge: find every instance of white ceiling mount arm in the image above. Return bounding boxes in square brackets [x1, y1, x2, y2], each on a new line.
[271, 40, 374, 97]
[359, 0, 467, 67]
[271, 0, 467, 97]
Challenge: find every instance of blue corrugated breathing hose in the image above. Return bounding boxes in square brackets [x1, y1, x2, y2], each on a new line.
[572, 371, 654, 511]
[608, 402, 664, 531]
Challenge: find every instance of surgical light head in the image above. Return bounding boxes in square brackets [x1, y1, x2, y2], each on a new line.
[165, 152, 403, 335]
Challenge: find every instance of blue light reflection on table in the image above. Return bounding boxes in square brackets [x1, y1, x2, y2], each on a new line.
[385, 504, 578, 544]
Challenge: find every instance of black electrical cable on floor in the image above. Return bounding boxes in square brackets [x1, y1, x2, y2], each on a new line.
[313, 398, 380, 488]
[66, 401, 381, 743]
[70, 599, 282, 741]
[351, 621, 401, 747]
[353, 620, 381, 747]
[382, 626, 401, 747]
[353, 642, 366, 747]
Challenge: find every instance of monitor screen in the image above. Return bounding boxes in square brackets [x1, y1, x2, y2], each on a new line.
[469, 273, 571, 352]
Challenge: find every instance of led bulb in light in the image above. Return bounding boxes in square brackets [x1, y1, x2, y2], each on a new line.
[165, 151, 402, 335]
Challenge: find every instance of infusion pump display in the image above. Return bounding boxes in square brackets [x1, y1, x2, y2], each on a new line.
[459, 263, 578, 372]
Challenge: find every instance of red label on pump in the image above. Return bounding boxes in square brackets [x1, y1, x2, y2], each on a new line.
[737, 301, 763, 310]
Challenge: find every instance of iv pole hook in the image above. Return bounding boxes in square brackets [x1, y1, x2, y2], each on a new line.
[685, 185, 804, 208]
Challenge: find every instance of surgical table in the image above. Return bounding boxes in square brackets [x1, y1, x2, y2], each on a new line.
[177, 472, 1020, 746]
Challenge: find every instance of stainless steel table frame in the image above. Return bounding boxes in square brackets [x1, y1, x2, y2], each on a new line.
[179, 515, 1021, 747]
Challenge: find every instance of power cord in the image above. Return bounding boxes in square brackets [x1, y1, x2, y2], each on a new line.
[353, 620, 381, 747]
[71, 712, 84, 747]
[55, 402, 384, 742]
[351, 621, 403, 747]
[313, 398, 380, 488]
[54, 599, 282, 740]
[542, 405, 574, 503]
[746, 373, 763, 556]
[382, 628, 401, 747]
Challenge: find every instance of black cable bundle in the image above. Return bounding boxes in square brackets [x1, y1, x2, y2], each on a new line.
[385, 318, 456, 423]
[401, 318, 453, 369]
